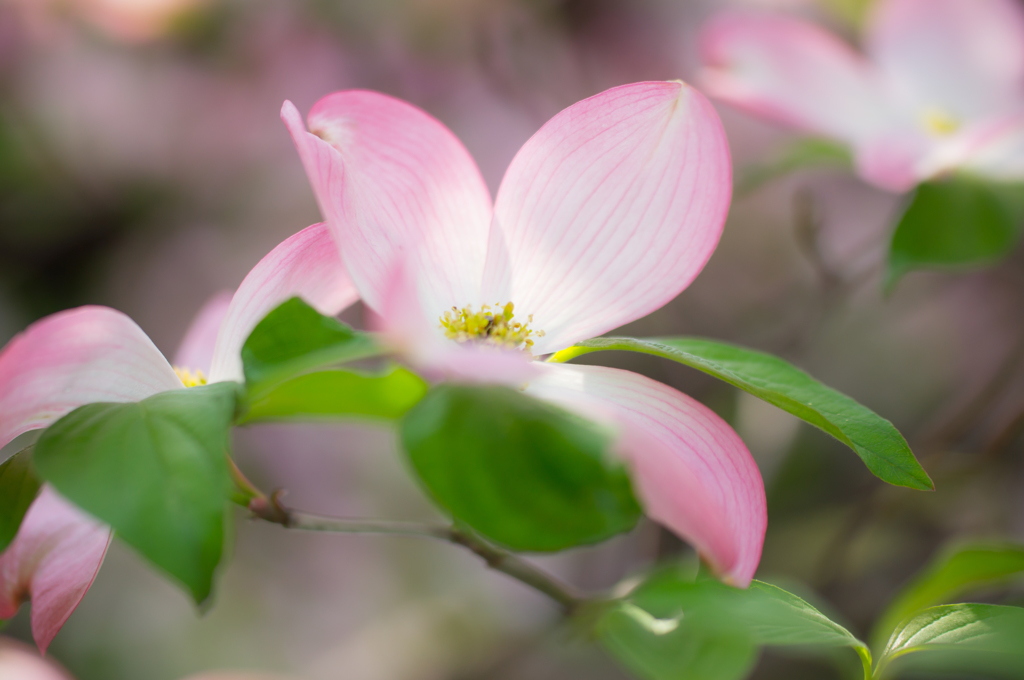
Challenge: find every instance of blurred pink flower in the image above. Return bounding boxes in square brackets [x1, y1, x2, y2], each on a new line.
[699, 0, 1024, 191]
[12, 0, 208, 42]
[0, 223, 356, 653]
[282, 82, 767, 586]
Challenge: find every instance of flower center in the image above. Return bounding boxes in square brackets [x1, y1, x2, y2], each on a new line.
[440, 302, 545, 351]
[174, 366, 208, 388]
[920, 107, 960, 136]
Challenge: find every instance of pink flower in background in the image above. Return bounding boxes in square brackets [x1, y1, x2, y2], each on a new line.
[699, 0, 1024, 192]
[0, 223, 356, 653]
[282, 81, 767, 586]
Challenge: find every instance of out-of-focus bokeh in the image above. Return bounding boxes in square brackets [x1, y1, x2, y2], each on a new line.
[1, 0, 1023, 678]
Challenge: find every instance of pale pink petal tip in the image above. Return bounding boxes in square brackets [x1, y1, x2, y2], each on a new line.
[488, 81, 731, 355]
[0, 305, 182, 450]
[527, 364, 766, 586]
[282, 91, 492, 318]
[173, 290, 233, 375]
[206, 222, 358, 383]
[0, 488, 112, 655]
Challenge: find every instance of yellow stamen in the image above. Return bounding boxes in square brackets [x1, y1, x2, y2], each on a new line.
[174, 367, 208, 388]
[439, 302, 545, 352]
[921, 107, 960, 136]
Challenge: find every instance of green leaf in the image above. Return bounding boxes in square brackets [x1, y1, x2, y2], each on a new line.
[0, 447, 41, 552]
[596, 567, 870, 680]
[239, 366, 428, 423]
[871, 542, 1024, 650]
[877, 604, 1024, 678]
[241, 297, 381, 395]
[735, 137, 852, 197]
[33, 382, 240, 603]
[400, 384, 641, 552]
[550, 337, 932, 491]
[887, 177, 1024, 289]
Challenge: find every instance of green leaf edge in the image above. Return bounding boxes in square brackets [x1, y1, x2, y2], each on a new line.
[549, 336, 933, 491]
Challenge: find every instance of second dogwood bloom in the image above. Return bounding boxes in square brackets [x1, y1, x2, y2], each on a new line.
[283, 81, 767, 586]
[700, 0, 1024, 192]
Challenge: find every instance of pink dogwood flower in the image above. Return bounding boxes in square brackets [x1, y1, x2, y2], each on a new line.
[699, 0, 1024, 192]
[282, 81, 767, 586]
[0, 223, 357, 653]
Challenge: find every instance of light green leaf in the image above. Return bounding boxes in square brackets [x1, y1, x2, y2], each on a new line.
[887, 177, 1024, 289]
[877, 604, 1024, 679]
[596, 567, 870, 680]
[400, 384, 641, 552]
[736, 137, 852, 197]
[33, 382, 240, 603]
[871, 542, 1024, 650]
[239, 366, 428, 423]
[241, 297, 381, 395]
[550, 337, 932, 491]
[0, 447, 41, 552]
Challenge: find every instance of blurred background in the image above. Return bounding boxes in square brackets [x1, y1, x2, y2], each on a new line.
[1, 0, 1023, 678]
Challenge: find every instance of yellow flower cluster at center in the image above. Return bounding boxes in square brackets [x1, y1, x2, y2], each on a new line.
[174, 366, 208, 388]
[440, 302, 544, 351]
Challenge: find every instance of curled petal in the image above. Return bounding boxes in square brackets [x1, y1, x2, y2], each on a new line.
[699, 12, 895, 142]
[281, 93, 493, 318]
[489, 82, 731, 355]
[527, 364, 766, 586]
[206, 223, 359, 383]
[0, 488, 112, 655]
[0, 638, 73, 678]
[868, 0, 1024, 121]
[173, 290, 233, 375]
[0, 306, 182, 449]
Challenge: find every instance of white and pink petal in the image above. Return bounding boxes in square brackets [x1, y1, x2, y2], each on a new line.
[0, 488, 112, 655]
[206, 222, 359, 383]
[489, 81, 732, 355]
[282, 93, 493, 318]
[699, 12, 896, 142]
[527, 363, 766, 587]
[0, 306, 183, 449]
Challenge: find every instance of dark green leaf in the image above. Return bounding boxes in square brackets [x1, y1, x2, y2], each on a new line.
[0, 447, 41, 552]
[872, 542, 1024, 650]
[887, 177, 1024, 289]
[240, 366, 428, 423]
[400, 384, 641, 552]
[596, 566, 869, 680]
[33, 382, 240, 603]
[735, 138, 852, 197]
[241, 297, 381, 394]
[877, 604, 1024, 678]
[550, 337, 932, 491]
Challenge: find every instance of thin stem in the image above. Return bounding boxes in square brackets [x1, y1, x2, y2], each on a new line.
[249, 492, 583, 614]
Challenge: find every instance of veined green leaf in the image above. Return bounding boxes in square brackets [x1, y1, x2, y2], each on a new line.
[550, 337, 931, 491]
[241, 297, 381, 395]
[887, 177, 1024, 290]
[871, 542, 1024, 650]
[33, 382, 240, 603]
[0, 447, 41, 552]
[240, 366, 427, 423]
[596, 566, 870, 680]
[877, 604, 1024, 678]
[401, 384, 641, 552]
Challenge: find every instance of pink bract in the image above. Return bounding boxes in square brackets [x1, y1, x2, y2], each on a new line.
[284, 81, 767, 585]
[699, 0, 1024, 192]
[0, 222, 356, 652]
